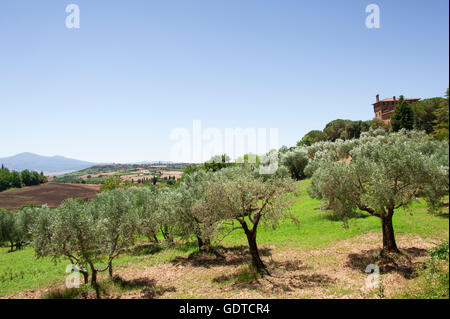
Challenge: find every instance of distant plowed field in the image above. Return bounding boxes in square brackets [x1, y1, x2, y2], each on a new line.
[0, 183, 100, 210]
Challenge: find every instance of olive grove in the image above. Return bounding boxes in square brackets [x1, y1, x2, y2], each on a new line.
[1, 128, 448, 297]
[307, 130, 449, 253]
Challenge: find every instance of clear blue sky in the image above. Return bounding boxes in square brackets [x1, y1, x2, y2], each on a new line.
[1, 0, 448, 163]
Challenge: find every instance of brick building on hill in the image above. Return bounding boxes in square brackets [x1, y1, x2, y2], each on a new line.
[373, 94, 419, 124]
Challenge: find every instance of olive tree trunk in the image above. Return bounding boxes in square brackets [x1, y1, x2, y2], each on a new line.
[81, 270, 89, 285]
[245, 230, 267, 273]
[108, 260, 113, 277]
[381, 215, 399, 253]
[239, 217, 269, 276]
[197, 236, 212, 251]
[88, 263, 100, 299]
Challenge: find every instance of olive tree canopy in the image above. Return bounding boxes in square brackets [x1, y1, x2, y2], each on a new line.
[308, 130, 449, 253]
[201, 165, 297, 274]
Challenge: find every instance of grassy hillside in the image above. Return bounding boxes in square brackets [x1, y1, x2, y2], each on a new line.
[1, 180, 448, 298]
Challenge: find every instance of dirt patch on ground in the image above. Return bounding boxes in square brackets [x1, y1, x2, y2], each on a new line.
[1, 232, 443, 299]
[110, 233, 439, 299]
[0, 183, 100, 210]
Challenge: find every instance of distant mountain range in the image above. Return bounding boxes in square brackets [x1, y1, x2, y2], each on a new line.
[0, 153, 98, 175]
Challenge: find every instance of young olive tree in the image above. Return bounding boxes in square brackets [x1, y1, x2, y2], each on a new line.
[13, 206, 42, 249]
[156, 188, 183, 244]
[202, 166, 296, 274]
[177, 170, 223, 251]
[129, 186, 161, 243]
[91, 188, 139, 277]
[0, 207, 43, 251]
[0, 209, 16, 251]
[33, 198, 102, 287]
[309, 130, 449, 253]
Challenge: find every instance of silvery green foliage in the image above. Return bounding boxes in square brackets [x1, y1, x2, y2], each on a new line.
[203, 165, 297, 231]
[31, 206, 54, 257]
[128, 186, 161, 241]
[91, 188, 139, 265]
[199, 165, 297, 272]
[281, 128, 403, 180]
[156, 187, 183, 243]
[0, 206, 47, 251]
[309, 129, 449, 221]
[14, 206, 45, 248]
[176, 170, 221, 245]
[33, 198, 101, 275]
[0, 210, 17, 249]
[33, 191, 139, 281]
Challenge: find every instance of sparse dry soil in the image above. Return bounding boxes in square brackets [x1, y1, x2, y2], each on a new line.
[2, 232, 439, 299]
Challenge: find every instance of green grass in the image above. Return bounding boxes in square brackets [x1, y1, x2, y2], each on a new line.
[0, 179, 448, 297]
[0, 246, 67, 296]
[397, 241, 449, 299]
[221, 180, 449, 249]
[114, 242, 199, 269]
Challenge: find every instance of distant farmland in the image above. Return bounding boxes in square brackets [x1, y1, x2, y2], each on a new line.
[50, 163, 190, 185]
[0, 183, 100, 210]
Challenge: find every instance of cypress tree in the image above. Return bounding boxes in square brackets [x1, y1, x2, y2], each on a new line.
[391, 95, 414, 131]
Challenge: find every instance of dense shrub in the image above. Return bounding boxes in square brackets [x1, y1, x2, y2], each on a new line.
[281, 148, 309, 180]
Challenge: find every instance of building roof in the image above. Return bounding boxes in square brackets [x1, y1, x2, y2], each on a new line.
[373, 97, 420, 105]
[379, 97, 419, 102]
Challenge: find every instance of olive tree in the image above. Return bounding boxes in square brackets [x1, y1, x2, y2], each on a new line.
[0, 209, 16, 251]
[0, 207, 43, 251]
[91, 188, 139, 277]
[33, 198, 102, 288]
[129, 186, 161, 243]
[309, 130, 449, 253]
[176, 170, 223, 251]
[156, 188, 183, 244]
[13, 206, 42, 249]
[202, 166, 296, 274]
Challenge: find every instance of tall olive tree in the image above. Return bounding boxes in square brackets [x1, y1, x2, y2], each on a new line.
[177, 170, 223, 250]
[129, 186, 161, 243]
[33, 198, 102, 288]
[91, 188, 138, 277]
[202, 166, 296, 274]
[309, 130, 449, 253]
[156, 188, 183, 244]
